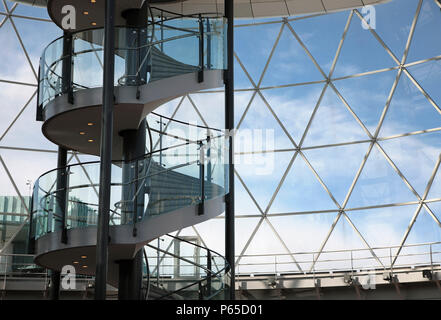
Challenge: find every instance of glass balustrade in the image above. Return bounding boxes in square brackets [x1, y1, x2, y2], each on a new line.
[30, 116, 228, 241]
[143, 234, 230, 300]
[37, 14, 227, 110]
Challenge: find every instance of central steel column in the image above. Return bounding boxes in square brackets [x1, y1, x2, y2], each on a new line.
[49, 146, 68, 300]
[224, 0, 235, 300]
[95, 0, 115, 300]
[117, 120, 146, 300]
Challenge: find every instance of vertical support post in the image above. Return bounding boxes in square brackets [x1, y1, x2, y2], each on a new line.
[224, 0, 235, 300]
[56, 147, 68, 244]
[62, 31, 73, 104]
[156, 238, 160, 286]
[95, 0, 115, 301]
[198, 14, 204, 83]
[198, 141, 205, 216]
[49, 270, 61, 300]
[206, 18, 211, 69]
[117, 120, 145, 300]
[27, 185, 35, 254]
[207, 250, 212, 296]
[206, 133, 212, 182]
[160, 11, 164, 52]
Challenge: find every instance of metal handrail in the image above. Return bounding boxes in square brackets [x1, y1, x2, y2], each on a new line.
[144, 234, 229, 300]
[235, 241, 441, 276]
[38, 14, 226, 108]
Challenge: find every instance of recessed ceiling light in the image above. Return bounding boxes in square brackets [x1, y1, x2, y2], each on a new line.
[88, 139, 94, 143]
[83, 11, 89, 15]
[81, 255, 87, 259]
[87, 122, 94, 126]
[82, 265, 88, 268]
[80, 132, 86, 135]
[73, 261, 79, 264]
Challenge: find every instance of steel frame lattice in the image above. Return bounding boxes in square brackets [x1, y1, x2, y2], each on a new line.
[0, 0, 441, 276]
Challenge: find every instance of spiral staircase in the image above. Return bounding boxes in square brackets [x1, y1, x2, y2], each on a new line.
[27, 4, 230, 300]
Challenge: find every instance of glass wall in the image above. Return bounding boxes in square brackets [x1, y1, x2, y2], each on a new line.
[1, 0, 441, 274]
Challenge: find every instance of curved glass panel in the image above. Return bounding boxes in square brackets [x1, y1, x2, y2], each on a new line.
[30, 118, 227, 240]
[38, 16, 226, 109]
[143, 234, 229, 300]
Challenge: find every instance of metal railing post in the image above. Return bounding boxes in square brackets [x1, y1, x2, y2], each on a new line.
[207, 250, 212, 296]
[157, 238, 160, 286]
[198, 14, 204, 83]
[206, 18, 211, 69]
[198, 141, 205, 216]
[2, 256, 7, 292]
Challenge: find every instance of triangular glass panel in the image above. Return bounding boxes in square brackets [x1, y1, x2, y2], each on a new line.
[157, 97, 205, 153]
[290, 10, 349, 75]
[260, 24, 325, 88]
[234, 90, 256, 128]
[259, 83, 326, 144]
[235, 217, 263, 257]
[268, 213, 338, 272]
[315, 214, 382, 271]
[235, 21, 283, 86]
[407, 0, 441, 63]
[236, 93, 294, 151]
[0, 20, 37, 84]
[13, 14, 62, 71]
[346, 145, 417, 209]
[333, 11, 397, 78]
[234, 59, 255, 90]
[0, 149, 57, 196]
[394, 208, 441, 268]
[268, 154, 338, 214]
[332, 69, 397, 135]
[151, 97, 182, 118]
[0, 159, 30, 250]
[0, 95, 57, 150]
[8, 2, 52, 20]
[428, 164, 441, 200]
[346, 205, 418, 266]
[373, 0, 419, 60]
[379, 72, 441, 137]
[303, 142, 371, 206]
[234, 175, 263, 216]
[240, 219, 301, 274]
[187, 92, 225, 130]
[302, 86, 369, 147]
[185, 219, 226, 254]
[406, 59, 441, 110]
[149, 97, 183, 145]
[379, 131, 441, 196]
[0, 83, 36, 138]
[426, 201, 441, 227]
[236, 151, 294, 213]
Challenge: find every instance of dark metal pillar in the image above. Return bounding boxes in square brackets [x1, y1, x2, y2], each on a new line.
[61, 31, 73, 104]
[49, 270, 61, 300]
[117, 250, 143, 300]
[224, 0, 235, 300]
[121, 4, 149, 86]
[95, 0, 115, 300]
[48, 146, 67, 300]
[117, 120, 146, 300]
[56, 147, 68, 244]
